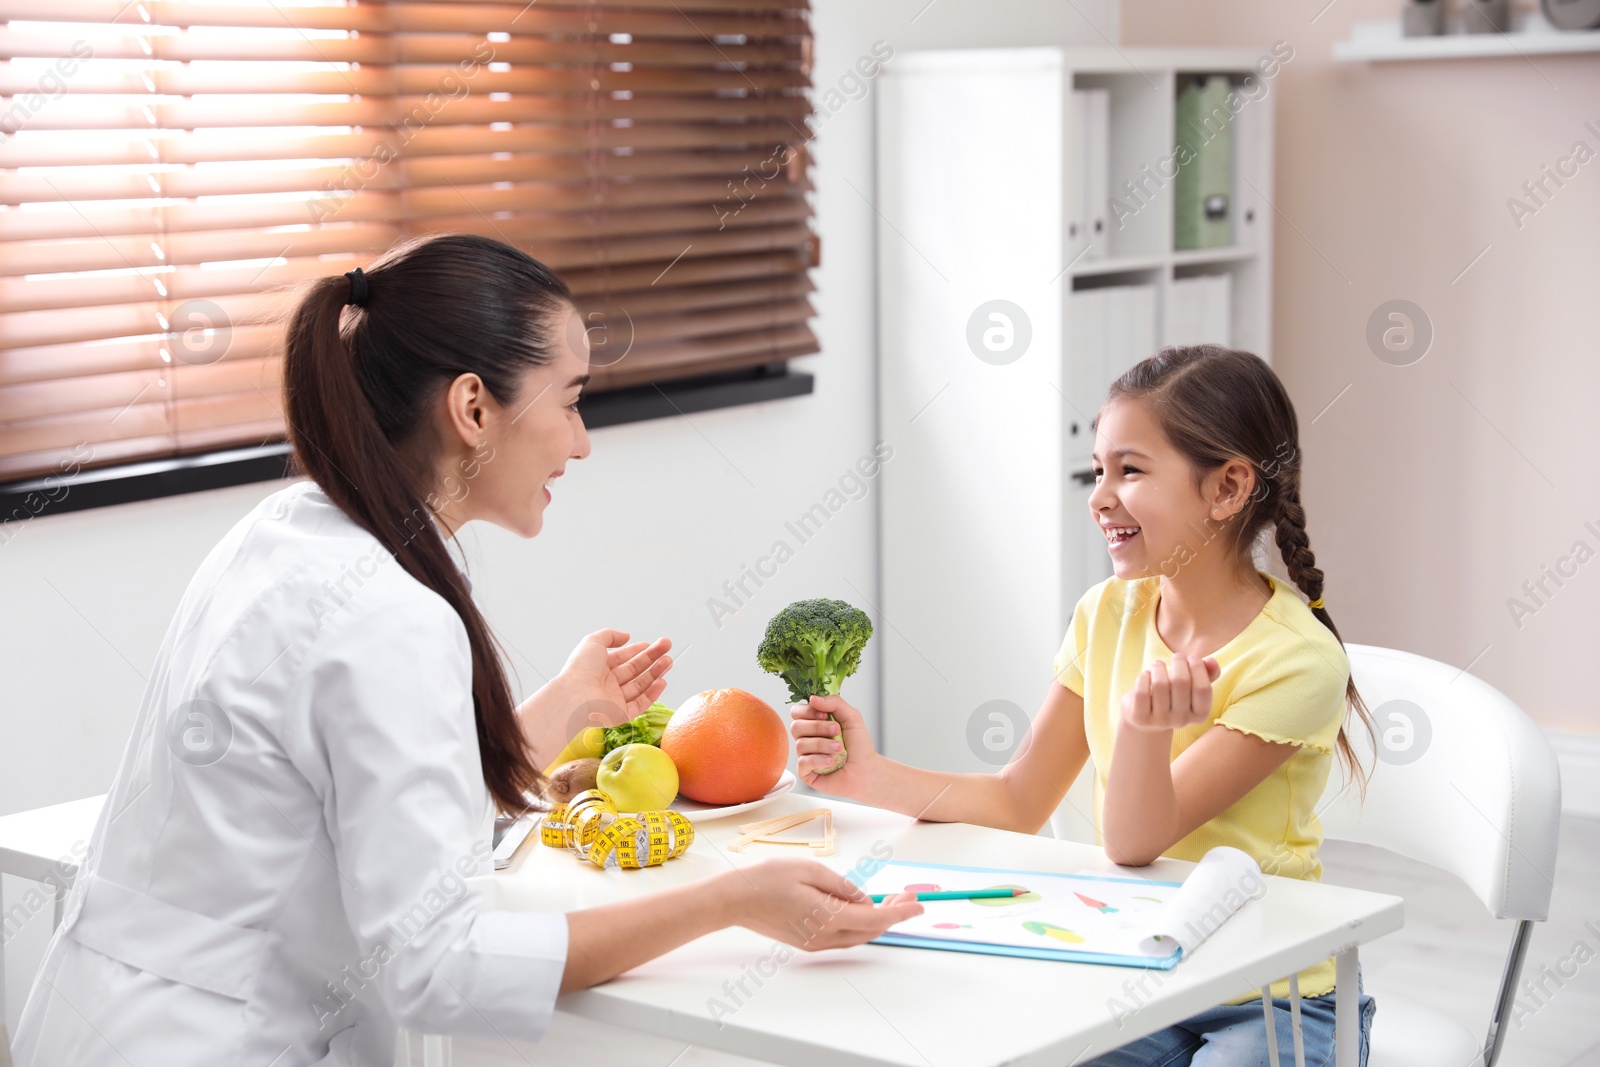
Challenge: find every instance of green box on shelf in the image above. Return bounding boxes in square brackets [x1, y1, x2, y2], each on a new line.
[1174, 76, 1233, 251]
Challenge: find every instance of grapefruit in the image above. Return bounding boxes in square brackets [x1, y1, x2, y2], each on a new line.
[660, 688, 788, 805]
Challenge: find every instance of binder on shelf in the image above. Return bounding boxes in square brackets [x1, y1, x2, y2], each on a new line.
[1067, 90, 1092, 263]
[1066, 287, 1107, 464]
[1201, 275, 1231, 344]
[1162, 274, 1232, 348]
[1067, 282, 1157, 465]
[1083, 87, 1110, 259]
[1174, 77, 1233, 250]
[1231, 97, 1259, 248]
[1105, 283, 1156, 397]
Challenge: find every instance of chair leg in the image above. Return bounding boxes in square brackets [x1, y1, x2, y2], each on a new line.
[1482, 919, 1535, 1067]
[1, 878, 7, 1051]
[1335, 948, 1359, 1066]
[1261, 987, 1282, 1067]
[1289, 971, 1306, 1067]
[422, 1034, 451, 1067]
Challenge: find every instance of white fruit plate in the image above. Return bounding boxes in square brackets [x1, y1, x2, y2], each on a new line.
[652, 769, 797, 823]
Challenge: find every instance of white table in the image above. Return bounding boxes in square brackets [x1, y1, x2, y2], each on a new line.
[474, 792, 1403, 1067]
[0, 793, 1405, 1066]
[0, 794, 104, 1043]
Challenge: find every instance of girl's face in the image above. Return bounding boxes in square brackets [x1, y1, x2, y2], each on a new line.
[1088, 397, 1243, 580]
[433, 305, 593, 539]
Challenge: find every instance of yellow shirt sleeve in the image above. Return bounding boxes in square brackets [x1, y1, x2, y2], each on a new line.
[1215, 629, 1349, 755]
[1051, 584, 1096, 695]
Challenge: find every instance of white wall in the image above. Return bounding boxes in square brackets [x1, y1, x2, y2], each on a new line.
[0, 0, 1119, 1032]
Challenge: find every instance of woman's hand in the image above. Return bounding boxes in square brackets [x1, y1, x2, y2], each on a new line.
[724, 858, 923, 950]
[557, 628, 673, 721]
[522, 629, 673, 763]
[1119, 653, 1220, 733]
[561, 857, 922, 992]
[790, 693, 879, 796]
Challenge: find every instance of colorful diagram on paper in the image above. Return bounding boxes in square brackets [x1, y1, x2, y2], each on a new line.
[1023, 920, 1085, 944]
[861, 861, 1182, 960]
[1074, 892, 1117, 914]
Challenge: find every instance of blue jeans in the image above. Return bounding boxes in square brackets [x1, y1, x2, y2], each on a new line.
[1082, 972, 1375, 1067]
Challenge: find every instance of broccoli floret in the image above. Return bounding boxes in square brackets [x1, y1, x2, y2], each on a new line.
[757, 599, 873, 774]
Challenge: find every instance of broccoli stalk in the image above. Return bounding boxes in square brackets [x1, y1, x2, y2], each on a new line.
[756, 599, 873, 775]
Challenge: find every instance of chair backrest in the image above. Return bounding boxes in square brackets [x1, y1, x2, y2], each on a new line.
[1316, 644, 1561, 922]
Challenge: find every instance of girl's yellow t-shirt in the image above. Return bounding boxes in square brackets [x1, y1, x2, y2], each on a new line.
[1051, 570, 1351, 1001]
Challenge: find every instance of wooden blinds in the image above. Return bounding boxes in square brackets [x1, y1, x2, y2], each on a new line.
[0, 0, 818, 483]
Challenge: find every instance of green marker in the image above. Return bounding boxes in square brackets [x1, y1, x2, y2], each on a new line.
[869, 887, 1027, 903]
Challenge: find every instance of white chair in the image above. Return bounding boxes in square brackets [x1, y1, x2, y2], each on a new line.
[1318, 644, 1561, 1067]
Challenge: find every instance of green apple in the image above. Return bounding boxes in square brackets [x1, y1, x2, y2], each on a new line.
[596, 743, 679, 812]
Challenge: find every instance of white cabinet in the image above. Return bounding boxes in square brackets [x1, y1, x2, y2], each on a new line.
[874, 46, 1275, 843]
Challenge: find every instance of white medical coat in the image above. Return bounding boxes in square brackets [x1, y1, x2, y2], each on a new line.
[13, 478, 568, 1066]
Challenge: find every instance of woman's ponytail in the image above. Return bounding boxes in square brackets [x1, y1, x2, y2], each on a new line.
[282, 234, 574, 815]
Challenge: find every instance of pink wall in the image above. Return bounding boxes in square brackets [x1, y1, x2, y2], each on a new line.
[1123, 0, 1600, 733]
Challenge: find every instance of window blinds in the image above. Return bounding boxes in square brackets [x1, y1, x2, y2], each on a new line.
[0, 0, 818, 483]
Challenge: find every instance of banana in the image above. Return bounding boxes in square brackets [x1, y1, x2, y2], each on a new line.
[543, 726, 606, 775]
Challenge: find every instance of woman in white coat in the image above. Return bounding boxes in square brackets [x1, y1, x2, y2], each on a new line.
[12, 233, 924, 1066]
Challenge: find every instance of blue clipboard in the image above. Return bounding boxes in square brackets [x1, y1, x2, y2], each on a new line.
[860, 859, 1186, 970]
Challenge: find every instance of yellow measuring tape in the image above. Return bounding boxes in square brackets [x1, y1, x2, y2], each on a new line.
[540, 789, 695, 869]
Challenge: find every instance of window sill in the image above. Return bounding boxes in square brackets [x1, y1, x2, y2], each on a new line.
[1, 363, 814, 522]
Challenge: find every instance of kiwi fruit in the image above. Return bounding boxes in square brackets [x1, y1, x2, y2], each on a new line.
[545, 757, 601, 804]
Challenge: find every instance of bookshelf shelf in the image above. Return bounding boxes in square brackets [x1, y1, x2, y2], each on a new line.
[1069, 246, 1260, 277]
[1334, 17, 1600, 61]
[1070, 252, 1167, 277]
[1170, 245, 1260, 267]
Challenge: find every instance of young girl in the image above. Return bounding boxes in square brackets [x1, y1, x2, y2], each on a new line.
[792, 345, 1378, 1066]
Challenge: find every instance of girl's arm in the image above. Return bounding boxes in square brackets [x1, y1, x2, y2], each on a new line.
[560, 859, 924, 992]
[1101, 653, 1299, 866]
[790, 680, 1091, 835]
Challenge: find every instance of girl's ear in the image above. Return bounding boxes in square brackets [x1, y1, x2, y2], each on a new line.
[1204, 458, 1257, 520]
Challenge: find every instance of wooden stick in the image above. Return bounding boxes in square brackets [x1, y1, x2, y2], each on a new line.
[728, 808, 834, 856]
[726, 809, 825, 851]
[727, 809, 819, 846]
[726, 811, 819, 852]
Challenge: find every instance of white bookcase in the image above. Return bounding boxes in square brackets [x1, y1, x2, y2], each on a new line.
[874, 47, 1275, 842]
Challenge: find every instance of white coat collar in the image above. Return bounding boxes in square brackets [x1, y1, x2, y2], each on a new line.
[293, 479, 473, 594]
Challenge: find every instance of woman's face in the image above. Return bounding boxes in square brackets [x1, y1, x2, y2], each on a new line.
[431, 304, 593, 539]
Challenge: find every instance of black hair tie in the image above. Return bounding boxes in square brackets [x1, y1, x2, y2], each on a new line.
[344, 266, 369, 307]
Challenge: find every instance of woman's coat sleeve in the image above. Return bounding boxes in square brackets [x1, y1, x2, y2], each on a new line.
[299, 589, 568, 1042]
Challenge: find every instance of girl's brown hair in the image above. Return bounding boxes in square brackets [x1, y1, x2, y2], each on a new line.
[282, 232, 574, 814]
[1102, 343, 1375, 792]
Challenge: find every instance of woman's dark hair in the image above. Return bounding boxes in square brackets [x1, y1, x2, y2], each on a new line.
[282, 232, 574, 814]
[1100, 344, 1375, 794]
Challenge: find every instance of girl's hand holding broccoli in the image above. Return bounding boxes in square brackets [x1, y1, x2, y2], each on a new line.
[790, 694, 879, 794]
[1119, 653, 1221, 733]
